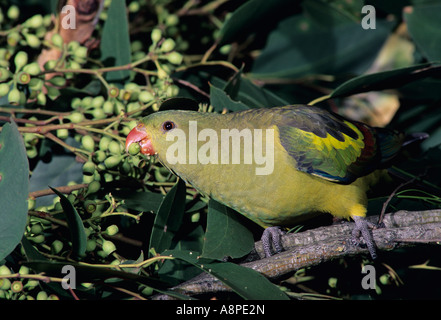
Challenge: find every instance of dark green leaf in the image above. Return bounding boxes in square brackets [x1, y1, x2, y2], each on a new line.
[149, 179, 186, 255]
[165, 250, 289, 300]
[218, 0, 288, 45]
[21, 237, 47, 261]
[116, 190, 165, 213]
[210, 84, 249, 112]
[202, 200, 254, 260]
[0, 121, 29, 261]
[50, 187, 87, 259]
[330, 63, 437, 98]
[251, 15, 393, 79]
[100, 0, 131, 82]
[405, 4, 441, 62]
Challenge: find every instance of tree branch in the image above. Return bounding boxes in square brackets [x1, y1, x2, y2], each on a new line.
[152, 209, 441, 299]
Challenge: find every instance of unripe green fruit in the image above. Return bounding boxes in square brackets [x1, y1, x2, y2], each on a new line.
[0, 67, 11, 81]
[30, 223, 43, 235]
[104, 155, 122, 169]
[102, 240, 116, 256]
[165, 14, 179, 27]
[108, 140, 121, 154]
[0, 83, 10, 96]
[51, 240, 63, 254]
[45, 85, 60, 100]
[51, 33, 64, 48]
[68, 111, 85, 123]
[105, 225, 119, 236]
[48, 76, 67, 87]
[92, 108, 106, 119]
[11, 281, 23, 293]
[138, 90, 154, 103]
[56, 128, 69, 139]
[82, 161, 96, 176]
[87, 181, 101, 194]
[94, 150, 106, 162]
[191, 212, 200, 223]
[8, 88, 21, 105]
[29, 78, 44, 91]
[114, 100, 125, 114]
[99, 136, 111, 150]
[26, 146, 38, 159]
[103, 100, 114, 114]
[151, 28, 162, 43]
[128, 142, 140, 156]
[18, 266, 30, 275]
[17, 71, 31, 85]
[0, 278, 11, 290]
[166, 51, 183, 65]
[84, 200, 97, 214]
[24, 280, 39, 290]
[23, 62, 41, 76]
[141, 285, 154, 296]
[48, 294, 59, 300]
[7, 5, 19, 20]
[25, 14, 43, 28]
[160, 38, 176, 52]
[166, 84, 179, 97]
[120, 159, 131, 174]
[67, 40, 80, 53]
[74, 46, 88, 59]
[28, 234, 45, 243]
[23, 33, 41, 48]
[0, 265, 12, 276]
[44, 59, 57, 71]
[36, 91, 46, 105]
[92, 95, 105, 108]
[7, 31, 21, 47]
[81, 135, 95, 152]
[36, 291, 48, 300]
[86, 239, 97, 252]
[128, 1, 140, 12]
[108, 86, 119, 98]
[14, 51, 28, 71]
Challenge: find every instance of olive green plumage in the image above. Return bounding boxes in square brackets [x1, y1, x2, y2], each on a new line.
[128, 105, 404, 230]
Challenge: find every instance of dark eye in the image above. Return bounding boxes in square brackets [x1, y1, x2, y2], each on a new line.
[162, 121, 175, 131]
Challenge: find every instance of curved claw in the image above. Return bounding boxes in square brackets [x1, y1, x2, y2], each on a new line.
[261, 226, 285, 258]
[351, 216, 378, 260]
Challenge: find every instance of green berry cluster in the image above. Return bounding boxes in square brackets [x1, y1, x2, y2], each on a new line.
[0, 265, 59, 300]
[0, 0, 216, 300]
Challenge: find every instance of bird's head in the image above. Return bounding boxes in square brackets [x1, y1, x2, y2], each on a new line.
[125, 110, 210, 157]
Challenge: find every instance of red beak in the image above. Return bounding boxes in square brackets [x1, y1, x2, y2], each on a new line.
[126, 124, 155, 155]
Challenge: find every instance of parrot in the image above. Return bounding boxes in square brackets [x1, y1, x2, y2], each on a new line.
[125, 105, 423, 259]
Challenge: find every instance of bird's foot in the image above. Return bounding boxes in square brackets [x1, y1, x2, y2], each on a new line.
[261, 226, 285, 258]
[350, 216, 380, 260]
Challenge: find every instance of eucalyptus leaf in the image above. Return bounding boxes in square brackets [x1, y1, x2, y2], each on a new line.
[405, 4, 441, 62]
[165, 249, 289, 300]
[202, 200, 254, 260]
[149, 179, 186, 255]
[100, 0, 131, 83]
[50, 187, 87, 259]
[0, 121, 29, 261]
[330, 63, 437, 98]
[251, 15, 393, 79]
